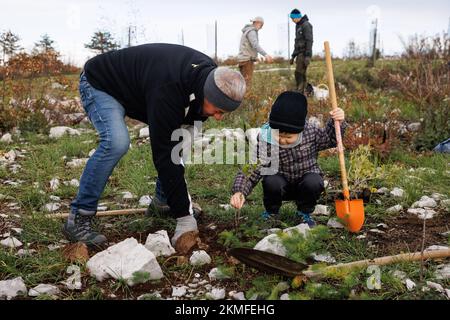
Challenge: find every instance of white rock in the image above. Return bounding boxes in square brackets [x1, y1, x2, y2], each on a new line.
[390, 188, 405, 198]
[1, 133, 13, 144]
[377, 187, 389, 194]
[206, 287, 226, 300]
[0, 277, 27, 300]
[230, 291, 246, 300]
[139, 195, 152, 207]
[49, 178, 60, 191]
[386, 205, 403, 213]
[1, 236, 22, 248]
[280, 293, 290, 300]
[254, 233, 287, 256]
[44, 203, 61, 212]
[431, 193, 445, 201]
[311, 252, 336, 263]
[412, 196, 437, 208]
[16, 249, 37, 257]
[145, 230, 175, 257]
[407, 122, 421, 132]
[28, 284, 60, 297]
[208, 268, 231, 281]
[327, 218, 344, 229]
[172, 286, 187, 297]
[139, 127, 149, 138]
[69, 179, 80, 187]
[138, 292, 162, 300]
[426, 281, 444, 293]
[66, 158, 88, 168]
[425, 245, 449, 252]
[391, 270, 407, 281]
[312, 204, 329, 216]
[405, 279, 416, 291]
[49, 126, 80, 139]
[445, 289, 450, 299]
[122, 191, 134, 200]
[97, 206, 108, 212]
[435, 264, 450, 280]
[407, 208, 436, 220]
[49, 195, 60, 202]
[87, 238, 164, 285]
[442, 199, 450, 208]
[283, 223, 310, 237]
[219, 204, 232, 211]
[369, 229, 385, 234]
[61, 265, 82, 290]
[254, 224, 310, 257]
[47, 244, 62, 251]
[189, 250, 212, 266]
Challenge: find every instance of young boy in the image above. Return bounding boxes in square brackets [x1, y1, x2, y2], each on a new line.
[230, 91, 347, 227]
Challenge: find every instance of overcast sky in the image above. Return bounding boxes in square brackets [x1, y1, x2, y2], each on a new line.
[1, 0, 449, 66]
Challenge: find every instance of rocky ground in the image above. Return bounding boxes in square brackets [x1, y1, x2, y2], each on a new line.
[0, 117, 449, 300]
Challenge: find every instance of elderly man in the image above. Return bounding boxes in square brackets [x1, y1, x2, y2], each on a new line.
[289, 9, 313, 94]
[237, 16, 273, 89]
[64, 44, 246, 248]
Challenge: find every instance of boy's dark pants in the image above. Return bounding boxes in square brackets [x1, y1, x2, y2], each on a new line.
[262, 173, 324, 214]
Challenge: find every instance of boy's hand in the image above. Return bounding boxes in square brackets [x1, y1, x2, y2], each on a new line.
[330, 108, 345, 122]
[230, 192, 245, 210]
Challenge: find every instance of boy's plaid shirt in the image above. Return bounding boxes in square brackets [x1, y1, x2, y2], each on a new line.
[232, 118, 348, 197]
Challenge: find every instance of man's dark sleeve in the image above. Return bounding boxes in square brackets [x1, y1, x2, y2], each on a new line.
[304, 23, 313, 57]
[147, 84, 191, 218]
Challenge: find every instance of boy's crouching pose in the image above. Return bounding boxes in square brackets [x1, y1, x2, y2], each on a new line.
[230, 91, 347, 227]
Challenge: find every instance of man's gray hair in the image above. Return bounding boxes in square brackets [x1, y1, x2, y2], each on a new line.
[213, 67, 246, 102]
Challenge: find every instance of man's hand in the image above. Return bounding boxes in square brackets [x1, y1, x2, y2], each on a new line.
[289, 57, 295, 65]
[329, 108, 345, 122]
[230, 192, 245, 209]
[265, 55, 273, 63]
[304, 56, 311, 66]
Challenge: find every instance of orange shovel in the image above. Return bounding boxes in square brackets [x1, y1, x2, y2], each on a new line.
[324, 41, 364, 233]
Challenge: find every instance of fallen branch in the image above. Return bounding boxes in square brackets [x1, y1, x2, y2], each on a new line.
[45, 208, 147, 219]
[303, 249, 450, 279]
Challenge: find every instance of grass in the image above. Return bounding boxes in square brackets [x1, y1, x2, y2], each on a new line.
[0, 63, 449, 300]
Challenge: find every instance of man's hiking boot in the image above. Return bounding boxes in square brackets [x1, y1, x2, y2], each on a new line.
[63, 209, 107, 247]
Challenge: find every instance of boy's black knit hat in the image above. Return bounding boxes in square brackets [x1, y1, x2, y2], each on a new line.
[269, 91, 308, 133]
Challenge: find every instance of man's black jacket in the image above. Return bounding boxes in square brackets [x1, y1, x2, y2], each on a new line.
[292, 15, 313, 58]
[84, 43, 217, 217]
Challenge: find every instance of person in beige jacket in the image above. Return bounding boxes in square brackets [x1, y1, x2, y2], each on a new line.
[237, 16, 273, 89]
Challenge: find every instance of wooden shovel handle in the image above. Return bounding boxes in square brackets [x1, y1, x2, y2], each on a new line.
[324, 41, 349, 199]
[45, 208, 147, 219]
[303, 249, 450, 278]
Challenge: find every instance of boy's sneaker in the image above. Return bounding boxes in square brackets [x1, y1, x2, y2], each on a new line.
[261, 211, 277, 221]
[62, 209, 107, 247]
[297, 211, 316, 228]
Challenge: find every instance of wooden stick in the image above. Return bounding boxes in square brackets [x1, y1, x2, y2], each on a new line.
[45, 208, 147, 219]
[324, 41, 350, 200]
[303, 249, 450, 278]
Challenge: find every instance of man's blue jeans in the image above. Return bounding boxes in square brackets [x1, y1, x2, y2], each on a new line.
[71, 73, 167, 213]
[71, 73, 132, 213]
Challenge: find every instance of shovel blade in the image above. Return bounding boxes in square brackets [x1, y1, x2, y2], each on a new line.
[335, 199, 365, 233]
[228, 248, 308, 277]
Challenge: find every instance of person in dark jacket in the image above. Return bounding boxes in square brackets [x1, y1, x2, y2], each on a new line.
[63, 44, 246, 247]
[289, 9, 313, 94]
